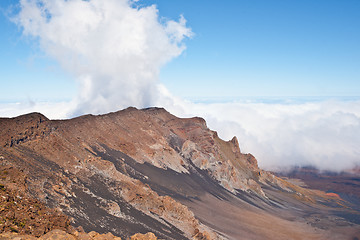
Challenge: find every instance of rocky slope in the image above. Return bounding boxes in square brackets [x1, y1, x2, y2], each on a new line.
[0, 165, 157, 239]
[277, 166, 360, 222]
[0, 107, 359, 239]
[0, 229, 157, 240]
[0, 166, 72, 236]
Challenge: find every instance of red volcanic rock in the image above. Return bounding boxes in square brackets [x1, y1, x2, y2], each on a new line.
[0, 229, 125, 240]
[130, 232, 157, 240]
[0, 169, 72, 237]
[0, 113, 50, 147]
[325, 192, 341, 199]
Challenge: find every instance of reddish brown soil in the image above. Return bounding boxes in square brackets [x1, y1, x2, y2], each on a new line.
[0, 166, 72, 237]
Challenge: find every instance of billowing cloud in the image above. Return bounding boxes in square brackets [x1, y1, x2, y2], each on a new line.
[15, 0, 192, 115]
[6, 0, 360, 172]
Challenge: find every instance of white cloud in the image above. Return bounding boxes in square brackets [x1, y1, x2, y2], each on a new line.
[15, 0, 192, 116]
[0, 101, 73, 119]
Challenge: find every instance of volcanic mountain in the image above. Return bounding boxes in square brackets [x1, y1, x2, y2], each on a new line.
[0, 107, 359, 239]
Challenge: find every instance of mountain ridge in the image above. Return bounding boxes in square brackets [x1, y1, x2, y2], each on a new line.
[1, 107, 359, 239]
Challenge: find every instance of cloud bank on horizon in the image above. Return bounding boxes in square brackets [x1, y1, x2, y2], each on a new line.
[179, 100, 360, 172]
[3, 0, 360, 172]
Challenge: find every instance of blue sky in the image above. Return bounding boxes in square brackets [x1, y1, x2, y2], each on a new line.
[0, 0, 75, 102]
[145, 0, 360, 99]
[1, 0, 360, 102]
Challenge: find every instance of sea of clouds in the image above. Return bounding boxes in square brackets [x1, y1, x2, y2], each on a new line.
[2, 0, 360, 172]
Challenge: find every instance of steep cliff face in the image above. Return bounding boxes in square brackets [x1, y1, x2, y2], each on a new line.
[0, 107, 359, 240]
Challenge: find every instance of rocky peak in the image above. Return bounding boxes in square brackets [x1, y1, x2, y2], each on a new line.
[0, 112, 51, 147]
[229, 136, 240, 153]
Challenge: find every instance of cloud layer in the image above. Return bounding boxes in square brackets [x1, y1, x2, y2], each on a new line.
[6, 0, 360, 172]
